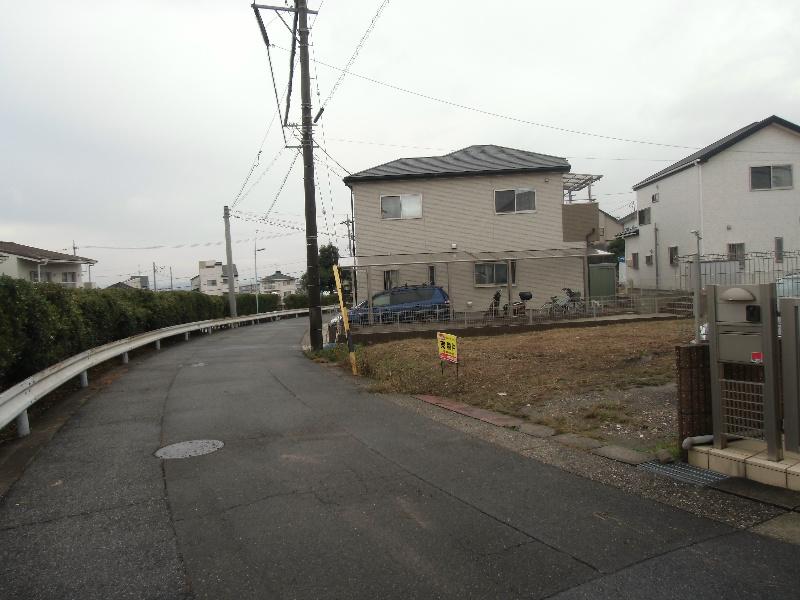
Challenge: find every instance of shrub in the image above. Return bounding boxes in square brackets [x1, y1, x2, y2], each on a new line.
[0, 276, 235, 391]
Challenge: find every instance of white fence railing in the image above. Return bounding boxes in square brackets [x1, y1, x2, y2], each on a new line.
[1, 307, 336, 437]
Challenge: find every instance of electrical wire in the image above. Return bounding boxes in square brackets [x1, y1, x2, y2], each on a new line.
[264, 150, 301, 218]
[315, 0, 390, 119]
[253, 6, 289, 145]
[237, 147, 287, 207]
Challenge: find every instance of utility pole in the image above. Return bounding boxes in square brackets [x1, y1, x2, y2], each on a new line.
[170, 266, 174, 291]
[223, 205, 238, 316]
[254, 234, 265, 314]
[72, 241, 77, 256]
[297, 0, 322, 350]
[691, 230, 703, 343]
[152, 262, 157, 292]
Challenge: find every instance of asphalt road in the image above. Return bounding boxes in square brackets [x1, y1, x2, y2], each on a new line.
[1, 318, 799, 599]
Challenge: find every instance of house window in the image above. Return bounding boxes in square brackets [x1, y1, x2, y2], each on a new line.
[750, 165, 793, 190]
[428, 265, 436, 285]
[599, 227, 605, 237]
[668, 246, 679, 266]
[380, 194, 422, 219]
[631, 253, 639, 269]
[728, 243, 746, 268]
[29, 270, 39, 282]
[474, 261, 516, 286]
[383, 269, 399, 290]
[645, 254, 654, 266]
[207, 279, 217, 286]
[62, 272, 77, 283]
[638, 207, 651, 225]
[651, 192, 659, 203]
[775, 237, 784, 263]
[494, 189, 535, 214]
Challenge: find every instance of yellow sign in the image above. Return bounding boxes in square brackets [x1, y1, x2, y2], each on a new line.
[437, 332, 458, 364]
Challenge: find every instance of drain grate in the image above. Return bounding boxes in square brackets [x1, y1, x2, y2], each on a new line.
[638, 460, 729, 486]
[155, 439, 224, 459]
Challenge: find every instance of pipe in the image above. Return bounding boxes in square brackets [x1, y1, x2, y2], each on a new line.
[682, 434, 741, 450]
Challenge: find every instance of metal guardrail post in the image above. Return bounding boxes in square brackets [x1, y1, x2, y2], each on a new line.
[184, 332, 190, 341]
[79, 371, 88, 388]
[155, 340, 161, 350]
[16, 410, 30, 437]
[122, 352, 129, 364]
[707, 286, 724, 450]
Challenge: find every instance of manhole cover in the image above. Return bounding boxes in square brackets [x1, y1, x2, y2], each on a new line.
[155, 440, 224, 459]
[639, 460, 729, 486]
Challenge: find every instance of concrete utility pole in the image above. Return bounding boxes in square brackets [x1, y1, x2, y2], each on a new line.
[223, 205, 238, 316]
[152, 262, 157, 292]
[170, 266, 174, 291]
[297, 0, 323, 350]
[254, 236, 265, 314]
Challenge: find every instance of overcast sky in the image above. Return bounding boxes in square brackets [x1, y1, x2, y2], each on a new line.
[1, 0, 798, 288]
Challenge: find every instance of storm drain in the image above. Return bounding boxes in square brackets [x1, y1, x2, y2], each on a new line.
[638, 460, 729, 486]
[155, 440, 224, 459]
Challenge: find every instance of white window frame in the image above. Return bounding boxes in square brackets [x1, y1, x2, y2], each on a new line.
[668, 246, 679, 266]
[474, 261, 517, 287]
[380, 193, 423, 220]
[775, 237, 784, 263]
[383, 269, 399, 290]
[494, 188, 536, 215]
[750, 164, 793, 191]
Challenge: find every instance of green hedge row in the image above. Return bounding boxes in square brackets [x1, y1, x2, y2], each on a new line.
[0, 276, 282, 391]
[283, 293, 341, 309]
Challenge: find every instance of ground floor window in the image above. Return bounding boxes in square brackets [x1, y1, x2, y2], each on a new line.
[62, 271, 77, 283]
[428, 265, 436, 285]
[474, 261, 516, 286]
[383, 269, 399, 290]
[631, 253, 639, 269]
[668, 246, 679, 266]
[728, 243, 745, 268]
[29, 270, 39, 282]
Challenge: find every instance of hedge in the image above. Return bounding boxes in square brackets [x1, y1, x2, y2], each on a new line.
[283, 293, 340, 309]
[0, 276, 281, 392]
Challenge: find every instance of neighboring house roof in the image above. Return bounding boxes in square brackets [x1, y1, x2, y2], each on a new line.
[633, 115, 800, 190]
[0, 241, 96, 264]
[221, 264, 238, 278]
[343, 145, 571, 184]
[107, 281, 136, 290]
[263, 270, 295, 283]
[598, 208, 622, 223]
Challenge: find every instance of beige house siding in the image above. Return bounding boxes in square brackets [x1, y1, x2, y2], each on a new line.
[355, 255, 584, 312]
[352, 172, 574, 257]
[598, 211, 623, 242]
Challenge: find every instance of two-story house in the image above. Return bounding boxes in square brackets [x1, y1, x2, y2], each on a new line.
[190, 260, 239, 296]
[0, 241, 96, 287]
[342, 145, 603, 310]
[624, 115, 800, 290]
[261, 270, 299, 298]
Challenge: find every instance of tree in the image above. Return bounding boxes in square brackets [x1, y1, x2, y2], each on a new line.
[298, 243, 341, 294]
[607, 237, 624, 262]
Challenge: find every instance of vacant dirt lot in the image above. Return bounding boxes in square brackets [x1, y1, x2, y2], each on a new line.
[354, 319, 694, 451]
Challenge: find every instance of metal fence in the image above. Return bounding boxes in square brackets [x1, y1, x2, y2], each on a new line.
[336, 292, 692, 335]
[676, 250, 800, 291]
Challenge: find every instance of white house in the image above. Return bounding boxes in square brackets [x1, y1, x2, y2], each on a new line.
[342, 145, 606, 309]
[190, 260, 239, 296]
[0, 241, 96, 287]
[261, 270, 299, 298]
[623, 115, 800, 290]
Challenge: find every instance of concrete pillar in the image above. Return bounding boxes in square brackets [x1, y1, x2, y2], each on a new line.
[16, 410, 30, 437]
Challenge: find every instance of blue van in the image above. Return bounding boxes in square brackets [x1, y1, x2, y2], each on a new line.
[350, 285, 451, 324]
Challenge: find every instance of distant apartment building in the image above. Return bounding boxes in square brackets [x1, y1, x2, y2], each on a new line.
[190, 260, 239, 296]
[262, 270, 299, 298]
[107, 275, 149, 290]
[0, 241, 96, 288]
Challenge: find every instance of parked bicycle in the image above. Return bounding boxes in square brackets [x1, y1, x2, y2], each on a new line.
[540, 288, 585, 319]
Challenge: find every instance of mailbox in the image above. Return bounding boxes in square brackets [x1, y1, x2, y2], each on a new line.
[707, 284, 782, 460]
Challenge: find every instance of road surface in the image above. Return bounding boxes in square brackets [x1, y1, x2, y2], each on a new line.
[1, 319, 798, 599]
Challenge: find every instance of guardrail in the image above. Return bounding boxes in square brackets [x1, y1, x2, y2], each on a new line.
[1, 306, 337, 438]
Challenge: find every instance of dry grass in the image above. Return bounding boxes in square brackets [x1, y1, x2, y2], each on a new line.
[358, 319, 693, 417]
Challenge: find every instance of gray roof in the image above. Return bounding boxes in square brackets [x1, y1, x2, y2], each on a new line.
[0, 241, 96, 264]
[263, 270, 295, 283]
[343, 145, 570, 184]
[633, 115, 800, 190]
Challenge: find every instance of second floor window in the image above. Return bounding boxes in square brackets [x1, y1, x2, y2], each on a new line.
[495, 189, 535, 214]
[728, 243, 746, 268]
[207, 279, 217, 286]
[631, 253, 639, 269]
[669, 246, 679, 266]
[751, 165, 793, 190]
[381, 194, 422, 219]
[638, 207, 651, 225]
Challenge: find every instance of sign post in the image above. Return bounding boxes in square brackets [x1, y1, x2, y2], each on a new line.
[436, 331, 459, 376]
[333, 265, 358, 375]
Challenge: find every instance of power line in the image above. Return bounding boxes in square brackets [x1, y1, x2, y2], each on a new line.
[272, 44, 697, 150]
[78, 231, 298, 251]
[236, 147, 287, 207]
[252, 6, 288, 146]
[264, 150, 301, 218]
[314, 0, 390, 121]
